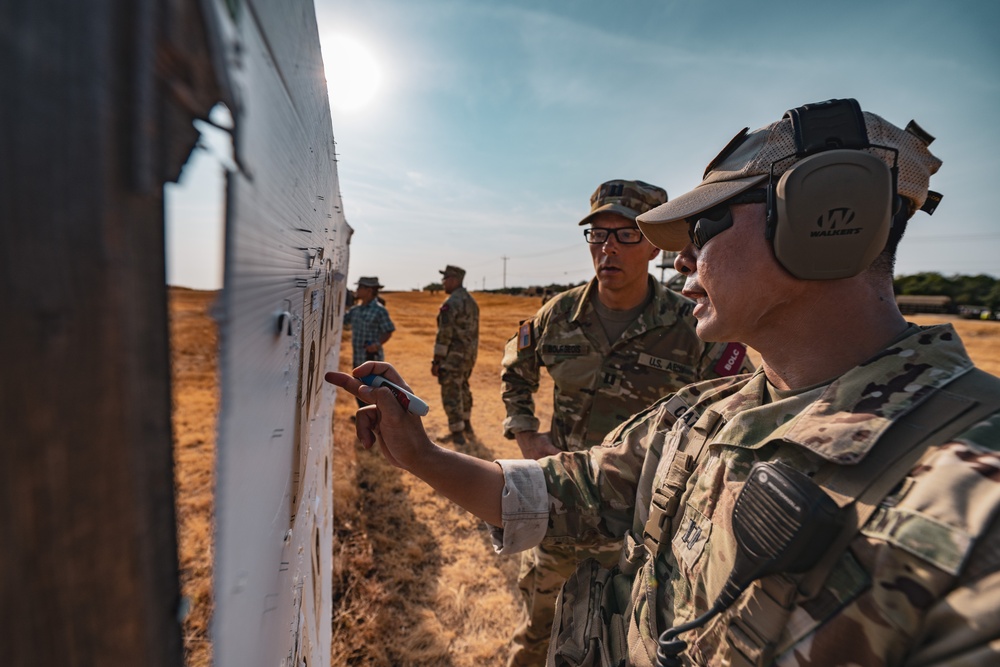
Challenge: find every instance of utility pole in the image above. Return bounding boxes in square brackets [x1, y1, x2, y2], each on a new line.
[501, 256, 509, 290]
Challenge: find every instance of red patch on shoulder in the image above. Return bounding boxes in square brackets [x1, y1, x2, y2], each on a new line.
[713, 343, 746, 377]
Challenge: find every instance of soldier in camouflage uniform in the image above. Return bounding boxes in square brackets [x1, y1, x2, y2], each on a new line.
[433, 265, 479, 446]
[502, 179, 753, 666]
[327, 99, 1000, 666]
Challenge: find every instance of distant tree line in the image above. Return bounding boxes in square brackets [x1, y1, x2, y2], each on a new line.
[894, 272, 1000, 310]
[482, 281, 587, 296]
[421, 281, 588, 296]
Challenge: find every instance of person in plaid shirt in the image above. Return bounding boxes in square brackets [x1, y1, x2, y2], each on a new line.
[344, 276, 395, 406]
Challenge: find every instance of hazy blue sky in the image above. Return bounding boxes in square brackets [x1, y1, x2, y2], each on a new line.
[167, 0, 1000, 291]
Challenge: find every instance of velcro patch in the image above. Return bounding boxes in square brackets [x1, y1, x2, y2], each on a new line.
[713, 342, 747, 377]
[638, 352, 694, 376]
[439, 304, 451, 312]
[517, 321, 532, 351]
[862, 505, 971, 576]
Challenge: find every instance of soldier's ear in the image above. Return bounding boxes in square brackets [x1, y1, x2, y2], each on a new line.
[646, 244, 660, 262]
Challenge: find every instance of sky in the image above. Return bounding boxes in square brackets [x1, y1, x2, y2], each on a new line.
[166, 0, 1000, 292]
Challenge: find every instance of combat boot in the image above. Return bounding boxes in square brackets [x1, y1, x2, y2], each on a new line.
[440, 431, 467, 446]
[463, 420, 474, 435]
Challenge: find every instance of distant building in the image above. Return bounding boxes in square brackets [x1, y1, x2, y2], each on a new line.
[896, 294, 956, 315]
[663, 272, 685, 293]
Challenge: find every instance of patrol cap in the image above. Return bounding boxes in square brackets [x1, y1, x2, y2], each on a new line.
[440, 265, 466, 280]
[636, 104, 943, 251]
[577, 179, 668, 226]
[356, 276, 384, 289]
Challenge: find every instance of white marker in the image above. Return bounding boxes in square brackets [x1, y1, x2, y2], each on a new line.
[360, 374, 430, 416]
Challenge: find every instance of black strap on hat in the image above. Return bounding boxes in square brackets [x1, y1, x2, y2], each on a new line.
[785, 98, 869, 156]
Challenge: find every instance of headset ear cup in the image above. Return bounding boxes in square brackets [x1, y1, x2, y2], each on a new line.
[893, 195, 903, 216]
[771, 150, 893, 280]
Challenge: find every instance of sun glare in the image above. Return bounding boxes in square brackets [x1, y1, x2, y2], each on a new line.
[322, 33, 382, 113]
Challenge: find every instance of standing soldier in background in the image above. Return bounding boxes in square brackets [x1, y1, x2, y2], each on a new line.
[501, 179, 753, 666]
[433, 265, 480, 446]
[344, 276, 395, 407]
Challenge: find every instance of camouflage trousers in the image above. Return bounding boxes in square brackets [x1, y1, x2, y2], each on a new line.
[508, 540, 622, 667]
[438, 367, 473, 433]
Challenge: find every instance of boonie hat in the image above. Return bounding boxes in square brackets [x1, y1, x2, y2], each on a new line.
[577, 179, 668, 226]
[636, 101, 943, 251]
[356, 276, 384, 289]
[440, 265, 466, 280]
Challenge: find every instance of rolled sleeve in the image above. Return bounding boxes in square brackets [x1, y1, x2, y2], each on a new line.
[490, 459, 549, 554]
[502, 414, 541, 440]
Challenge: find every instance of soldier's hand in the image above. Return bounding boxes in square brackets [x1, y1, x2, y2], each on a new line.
[514, 430, 560, 460]
[325, 363, 433, 471]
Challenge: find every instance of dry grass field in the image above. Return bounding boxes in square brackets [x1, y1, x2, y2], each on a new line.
[170, 288, 1000, 667]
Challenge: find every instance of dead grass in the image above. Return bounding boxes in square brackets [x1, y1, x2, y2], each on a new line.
[908, 314, 1000, 377]
[170, 288, 219, 667]
[328, 291, 549, 666]
[170, 288, 1000, 667]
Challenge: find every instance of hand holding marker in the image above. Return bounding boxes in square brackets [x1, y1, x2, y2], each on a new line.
[360, 374, 430, 416]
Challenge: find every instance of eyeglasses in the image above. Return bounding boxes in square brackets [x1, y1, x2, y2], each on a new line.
[686, 188, 768, 249]
[687, 207, 733, 250]
[583, 227, 645, 245]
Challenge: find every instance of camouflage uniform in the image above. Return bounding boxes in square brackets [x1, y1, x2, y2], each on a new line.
[501, 275, 754, 666]
[501, 276, 752, 451]
[435, 284, 479, 433]
[494, 323, 1000, 666]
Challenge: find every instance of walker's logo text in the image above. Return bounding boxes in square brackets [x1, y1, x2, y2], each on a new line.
[811, 207, 861, 237]
[713, 342, 747, 377]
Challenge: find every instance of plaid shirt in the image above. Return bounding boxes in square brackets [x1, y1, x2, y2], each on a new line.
[343, 299, 395, 367]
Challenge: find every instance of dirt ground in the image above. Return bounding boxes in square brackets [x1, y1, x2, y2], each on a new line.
[169, 287, 1000, 667]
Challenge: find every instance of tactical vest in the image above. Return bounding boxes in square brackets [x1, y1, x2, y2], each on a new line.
[547, 368, 1000, 667]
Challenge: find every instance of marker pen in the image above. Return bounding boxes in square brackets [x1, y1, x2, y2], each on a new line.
[360, 374, 430, 416]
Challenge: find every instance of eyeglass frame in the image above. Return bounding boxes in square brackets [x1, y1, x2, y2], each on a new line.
[583, 226, 646, 245]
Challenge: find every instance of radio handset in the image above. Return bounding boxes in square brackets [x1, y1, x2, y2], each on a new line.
[656, 461, 844, 667]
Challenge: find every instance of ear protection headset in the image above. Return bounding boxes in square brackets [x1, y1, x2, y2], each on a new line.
[765, 98, 900, 280]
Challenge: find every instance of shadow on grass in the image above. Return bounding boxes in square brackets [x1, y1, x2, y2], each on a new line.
[332, 425, 456, 666]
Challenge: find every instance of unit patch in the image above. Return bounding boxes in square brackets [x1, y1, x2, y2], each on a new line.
[713, 342, 747, 376]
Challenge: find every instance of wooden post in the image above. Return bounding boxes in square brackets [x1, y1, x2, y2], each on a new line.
[0, 1, 218, 665]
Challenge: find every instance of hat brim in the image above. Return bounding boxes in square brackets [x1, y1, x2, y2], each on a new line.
[577, 203, 640, 226]
[636, 175, 768, 251]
